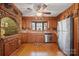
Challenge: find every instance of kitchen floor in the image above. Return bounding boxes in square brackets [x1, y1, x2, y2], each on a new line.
[10, 43, 64, 56]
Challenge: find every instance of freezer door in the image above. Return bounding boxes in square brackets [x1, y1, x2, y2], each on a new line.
[66, 18, 71, 32]
[61, 18, 71, 32]
[57, 21, 62, 31]
[62, 19, 67, 32]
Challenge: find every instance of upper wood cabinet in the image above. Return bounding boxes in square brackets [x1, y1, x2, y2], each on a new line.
[58, 3, 79, 19]
[74, 3, 79, 10]
[22, 16, 57, 31]
[0, 3, 22, 31]
[0, 3, 22, 16]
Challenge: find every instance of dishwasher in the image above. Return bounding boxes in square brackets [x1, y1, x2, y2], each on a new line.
[44, 33, 52, 43]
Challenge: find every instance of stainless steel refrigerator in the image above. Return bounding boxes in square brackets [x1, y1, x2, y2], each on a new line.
[57, 17, 74, 56]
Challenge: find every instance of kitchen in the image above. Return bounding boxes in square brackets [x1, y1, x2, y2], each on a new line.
[0, 3, 79, 56]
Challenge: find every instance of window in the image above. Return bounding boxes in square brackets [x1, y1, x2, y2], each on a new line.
[32, 22, 48, 31]
[32, 22, 36, 30]
[44, 23, 47, 30]
[36, 22, 42, 31]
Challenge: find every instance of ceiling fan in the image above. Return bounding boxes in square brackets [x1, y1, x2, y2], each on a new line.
[33, 3, 51, 15]
[25, 3, 51, 15]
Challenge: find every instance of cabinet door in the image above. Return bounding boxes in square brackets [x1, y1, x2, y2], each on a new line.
[0, 47, 1, 56]
[0, 41, 3, 56]
[21, 33, 27, 43]
[74, 3, 79, 10]
[5, 42, 12, 56]
[4, 39, 17, 56]
[74, 17, 79, 55]
[35, 34, 44, 43]
[10, 39, 17, 52]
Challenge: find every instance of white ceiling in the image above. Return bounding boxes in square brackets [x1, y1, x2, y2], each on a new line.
[14, 3, 73, 16]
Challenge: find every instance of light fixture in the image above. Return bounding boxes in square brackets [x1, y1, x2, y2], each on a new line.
[36, 12, 43, 16]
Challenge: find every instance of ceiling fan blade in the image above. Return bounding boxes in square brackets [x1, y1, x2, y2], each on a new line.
[43, 12, 51, 14]
[27, 8, 32, 11]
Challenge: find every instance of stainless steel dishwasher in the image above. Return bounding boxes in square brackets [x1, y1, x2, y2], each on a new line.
[44, 33, 52, 43]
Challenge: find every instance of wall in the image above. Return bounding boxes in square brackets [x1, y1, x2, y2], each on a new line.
[21, 16, 57, 43]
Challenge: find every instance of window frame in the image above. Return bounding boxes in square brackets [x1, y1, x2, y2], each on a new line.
[31, 21, 48, 31]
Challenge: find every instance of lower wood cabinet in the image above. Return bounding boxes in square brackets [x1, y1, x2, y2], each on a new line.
[27, 33, 44, 43]
[4, 39, 20, 56]
[0, 40, 3, 56]
[21, 32, 57, 43]
[0, 34, 21, 56]
[21, 33, 27, 43]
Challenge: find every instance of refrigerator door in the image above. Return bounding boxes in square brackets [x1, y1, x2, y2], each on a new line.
[57, 21, 63, 50]
[58, 31, 63, 50]
[62, 18, 71, 55]
[62, 17, 73, 55]
[62, 32, 70, 55]
[57, 17, 72, 56]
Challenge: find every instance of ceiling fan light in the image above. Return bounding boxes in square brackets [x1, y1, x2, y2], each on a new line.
[36, 12, 43, 16]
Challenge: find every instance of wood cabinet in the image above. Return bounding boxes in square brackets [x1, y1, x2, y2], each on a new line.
[74, 17, 79, 56]
[21, 33, 28, 43]
[4, 38, 20, 56]
[0, 34, 21, 56]
[58, 3, 79, 20]
[0, 3, 22, 30]
[21, 32, 57, 43]
[0, 41, 2, 56]
[74, 3, 79, 10]
[22, 16, 57, 43]
[27, 33, 44, 43]
[0, 40, 3, 56]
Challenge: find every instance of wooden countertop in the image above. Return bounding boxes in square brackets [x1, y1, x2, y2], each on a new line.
[1, 34, 21, 42]
[21, 30, 57, 34]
